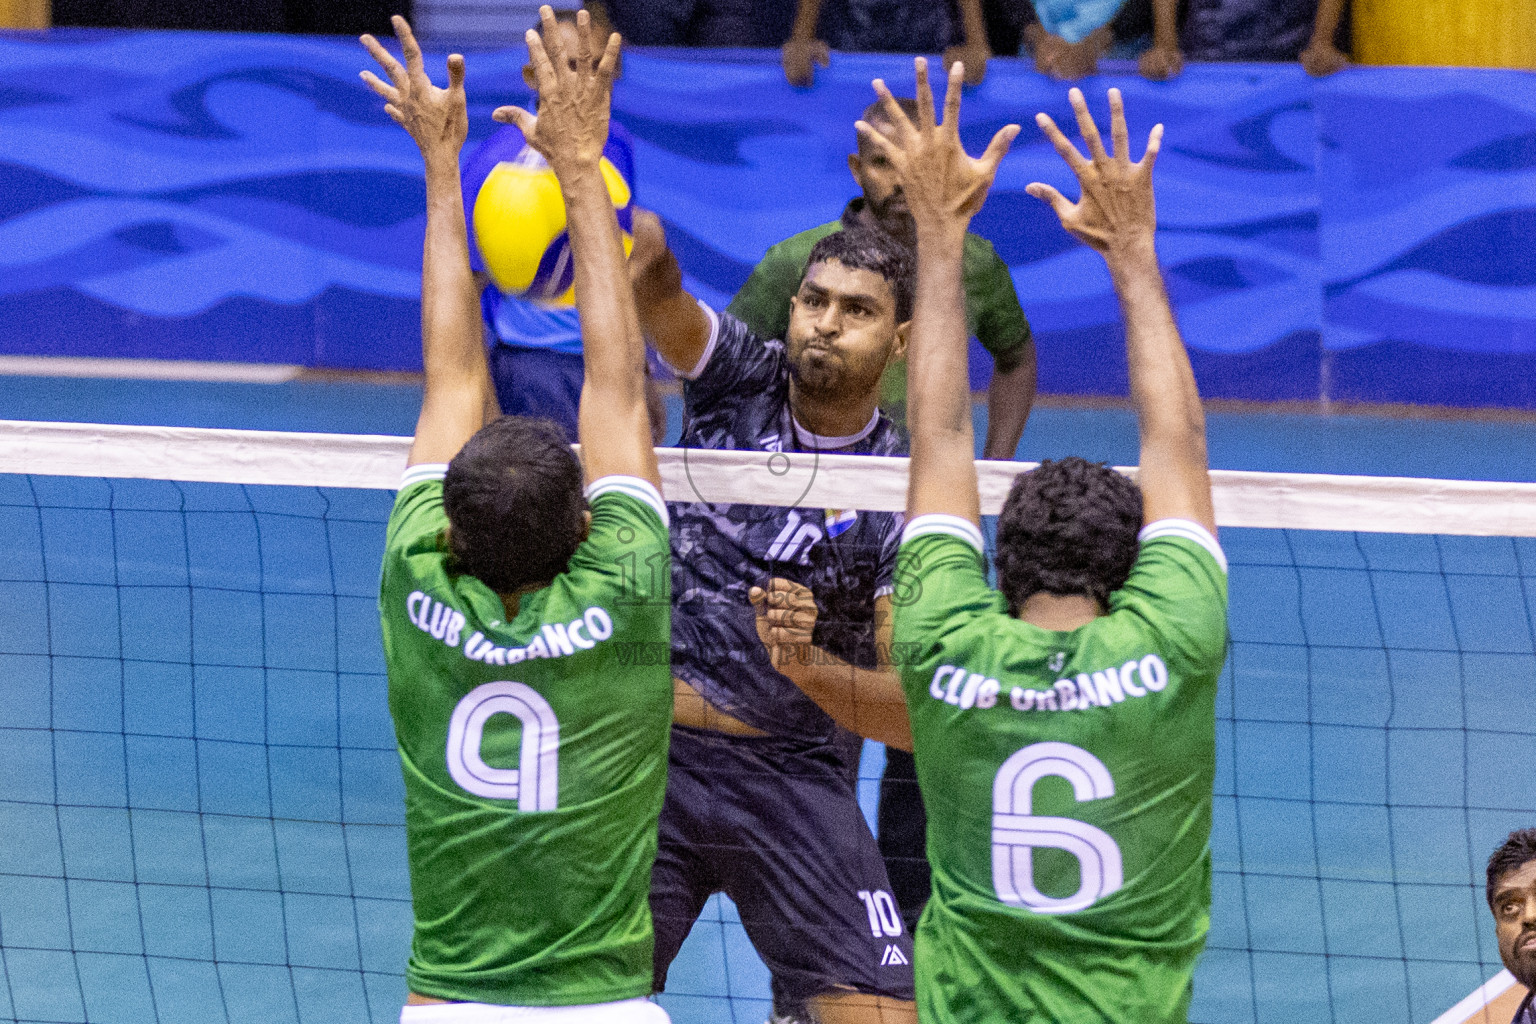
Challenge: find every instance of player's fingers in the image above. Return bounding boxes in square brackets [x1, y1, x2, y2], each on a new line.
[869, 79, 912, 142]
[941, 60, 963, 136]
[393, 15, 425, 77]
[855, 119, 903, 167]
[575, 8, 595, 72]
[1141, 122, 1164, 171]
[1036, 112, 1090, 173]
[524, 28, 558, 95]
[493, 105, 536, 137]
[360, 34, 408, 89]
[749, 585, 767, 611]
[358, 69, 399, 102]
[446, 53, 465, 94]
[539, 5, 569, 81]
[1108, 87, 1129, 161]
[1069, 87, 1109, 163]
[383, 103, 406, 125]
[1026, 181, 1073, 218]
[598, 31, 622, 83]
[913, 56, 935, 133]
[978, 122, 1021, 174]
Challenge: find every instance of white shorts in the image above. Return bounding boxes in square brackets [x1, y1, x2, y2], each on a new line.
[400, 998, 670, 1024]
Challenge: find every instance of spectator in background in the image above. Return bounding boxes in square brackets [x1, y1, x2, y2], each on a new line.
[1489, 829, 1536, 1024]
[1178, 0, 1349, 76]
[461, 8, 665, 442]
[592, 0, 786, 46]
[782, 0, 994, 87]
[1002, 0, 1348, 80]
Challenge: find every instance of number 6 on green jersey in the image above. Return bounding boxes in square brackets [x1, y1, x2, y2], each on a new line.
[991, 741, 1121, 914]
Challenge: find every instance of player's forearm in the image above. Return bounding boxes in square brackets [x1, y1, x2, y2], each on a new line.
[907, 225, 981, 522]
[982, 348, 1036, 460]
[420, 148, 490, 404]
[775, 649, 913, 751]
[631, 241, 709, 373]
[1109, 242, 1213, 520]
[563, 170, 647, 407]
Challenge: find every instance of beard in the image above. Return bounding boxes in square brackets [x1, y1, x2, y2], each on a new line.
[1511, 928, 1536, 989]
[787, 337, 883, 403]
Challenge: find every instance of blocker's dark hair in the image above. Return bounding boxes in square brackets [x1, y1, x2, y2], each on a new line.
[1487, 827, 1536, 908]
[995, 456, 1144, 615]
[442, 416, 586, 594]
[802, 228, 915, 324]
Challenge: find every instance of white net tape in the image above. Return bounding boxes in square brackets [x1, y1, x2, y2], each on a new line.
[4, 419, 1536, 537]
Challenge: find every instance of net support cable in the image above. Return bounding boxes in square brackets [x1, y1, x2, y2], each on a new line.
[5, 419, 1536, 537]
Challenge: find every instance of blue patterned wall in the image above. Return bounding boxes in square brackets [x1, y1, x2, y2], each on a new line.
[0, 31, 1531, 407]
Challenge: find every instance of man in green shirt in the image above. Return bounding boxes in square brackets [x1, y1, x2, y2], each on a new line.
[760, 71, 1227, 1021]
[364, 11, 672, 1019]
[726, 96, 1036, 462]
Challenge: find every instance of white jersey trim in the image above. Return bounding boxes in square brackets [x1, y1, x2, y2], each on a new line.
[903, 513, 985, 553]
[586, 475, 669, 528]
[792, 408, 879, 450]
[874, 584, 895, 599]
[400, 995, 670, 1023]
[1139, 519, 1227, 574]
[400, 463, 448, 489]
[660, 300, 721, 381]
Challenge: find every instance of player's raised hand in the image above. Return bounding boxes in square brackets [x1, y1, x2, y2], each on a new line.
[360, 16, 467, 158]
[750, 578, 819, 669]
[1027, 88, 1162, 262]
[493, 6, 620, 178]
[856, 58, 1020, 241]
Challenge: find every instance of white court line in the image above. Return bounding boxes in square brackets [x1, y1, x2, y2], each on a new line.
[0, 356, 302, 383]
[1430, 970, 1518, 1024]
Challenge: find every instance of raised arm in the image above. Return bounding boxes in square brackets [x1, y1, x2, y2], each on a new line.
[494, 8, 659, 488]
[628, 208, 713, 378]
[857, 60, 1017, 526]
[1027, 89, 1214, 533]
[361, 19, 486, 468]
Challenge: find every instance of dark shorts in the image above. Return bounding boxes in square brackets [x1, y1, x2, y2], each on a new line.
[651, 726, 915, 1005]
[877, 748, 931, 933]
[487, 344, 582, 443]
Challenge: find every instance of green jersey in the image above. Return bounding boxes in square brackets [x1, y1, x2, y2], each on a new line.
[725, 198, 1032, 419]
[379, 465, 673, 1006]
[892, 514, 1229, 1023]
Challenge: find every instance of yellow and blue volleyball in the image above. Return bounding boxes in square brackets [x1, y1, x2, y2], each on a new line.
[460, 123, 636, 306]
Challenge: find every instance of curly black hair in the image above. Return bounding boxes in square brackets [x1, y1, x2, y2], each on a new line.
[802, 228, 915, 324]
[1487, 828, 1536, 908]
[442, 416, 587, 595]
[995, 456, 1144, 615]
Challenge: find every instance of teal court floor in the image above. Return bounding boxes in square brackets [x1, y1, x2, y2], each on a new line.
[1, 372, 1533, 1024]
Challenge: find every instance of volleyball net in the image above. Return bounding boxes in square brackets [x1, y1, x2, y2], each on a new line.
[0, 419, 1531, 1024]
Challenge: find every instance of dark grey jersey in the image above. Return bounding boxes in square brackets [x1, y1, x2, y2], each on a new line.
[663, 305, 906, 741]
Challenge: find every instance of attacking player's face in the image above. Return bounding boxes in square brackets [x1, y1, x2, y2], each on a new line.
[849, 119, 917, 244]
[1493, 859, 1536, 988]
[786, 259, 905, 402]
